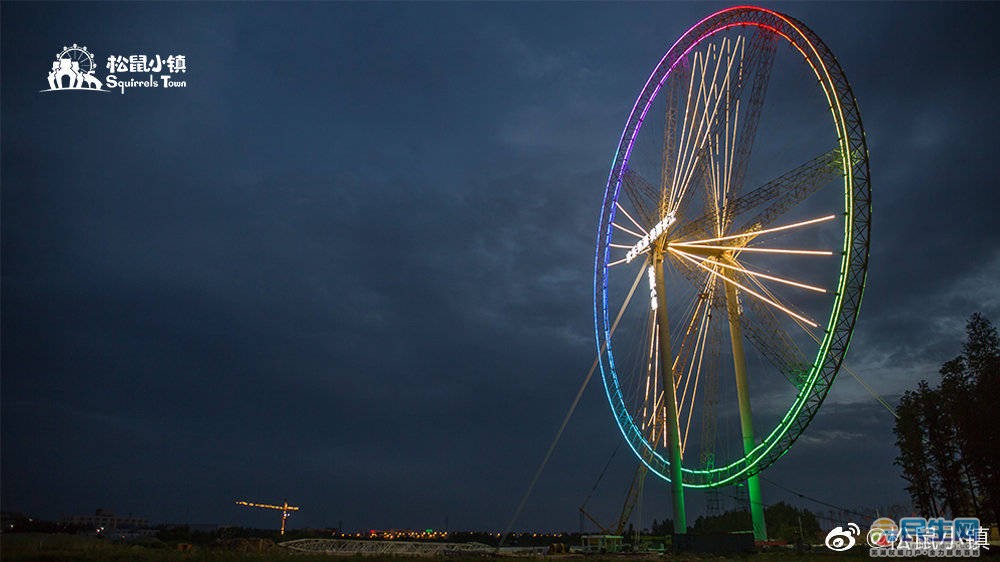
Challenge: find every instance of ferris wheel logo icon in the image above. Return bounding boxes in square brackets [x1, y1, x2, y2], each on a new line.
[41, 44, 108, 93]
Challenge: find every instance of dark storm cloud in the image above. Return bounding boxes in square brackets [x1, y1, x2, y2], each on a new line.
[815, 3, 1000, 404]
[3, 1, 999, 532]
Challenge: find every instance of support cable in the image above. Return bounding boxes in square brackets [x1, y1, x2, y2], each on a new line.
[759, 475, 873, 520]
[498, 260, 648, 548]
[746, 273, 898, 420]
[580, 441, 622, 511]
[842, 363, 898, 419]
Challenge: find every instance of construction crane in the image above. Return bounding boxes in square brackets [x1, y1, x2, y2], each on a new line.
[578, 461, 649, 538]
[235, 499, 300, 536]
[579, 415, 661, 539]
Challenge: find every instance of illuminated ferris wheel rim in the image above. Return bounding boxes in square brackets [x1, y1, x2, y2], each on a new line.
[593, 5, 871, 488]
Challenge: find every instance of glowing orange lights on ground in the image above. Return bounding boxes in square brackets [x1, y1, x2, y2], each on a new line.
[363, 529, 450, 540]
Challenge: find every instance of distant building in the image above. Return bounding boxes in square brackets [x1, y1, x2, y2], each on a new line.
[2, 511, 34, 531]
[64, 508, 149, 530]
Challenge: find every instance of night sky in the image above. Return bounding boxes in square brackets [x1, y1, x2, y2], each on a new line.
[3, 2, 999, 533]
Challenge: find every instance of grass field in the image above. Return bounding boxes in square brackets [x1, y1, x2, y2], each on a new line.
[0, 533, 882, 562]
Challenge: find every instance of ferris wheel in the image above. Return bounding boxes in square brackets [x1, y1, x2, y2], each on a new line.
[58, 44, 96, 74]
[593, 6, 870, 538]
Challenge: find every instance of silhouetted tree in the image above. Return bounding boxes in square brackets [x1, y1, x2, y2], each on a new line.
[894, 388, 937, 515]
[939, 357, 982, 515]
[920, 378, 971, 516]
[761, 502, 821, 543]
[958, 314, 1000, 525]
[687, 502, 819, 542]
[893, 313, 1000, 524]
[690, 509, 750, 535]
[649, 518, 673, 535]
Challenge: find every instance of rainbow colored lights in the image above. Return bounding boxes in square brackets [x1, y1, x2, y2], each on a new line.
[594, 5, 869, 489]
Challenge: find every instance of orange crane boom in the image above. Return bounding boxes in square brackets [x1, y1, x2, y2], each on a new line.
[235, 499, 300, 535]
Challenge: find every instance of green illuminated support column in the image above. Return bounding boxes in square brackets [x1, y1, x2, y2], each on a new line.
[652, 251, 687, 535]
[723, 265, 767, 542]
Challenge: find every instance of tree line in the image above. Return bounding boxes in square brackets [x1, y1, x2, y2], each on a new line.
[650, 501, 821, 542]
[893, 313, 1000, 525]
